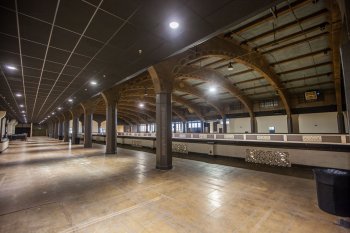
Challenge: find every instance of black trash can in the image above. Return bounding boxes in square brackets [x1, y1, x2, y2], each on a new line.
[74, 138, 80, 144]
[313, 168, 350, 217]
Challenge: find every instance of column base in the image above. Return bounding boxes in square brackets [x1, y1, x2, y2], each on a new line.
[156, 165, 173, 170]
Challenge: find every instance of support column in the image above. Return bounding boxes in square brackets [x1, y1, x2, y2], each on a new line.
[341, 41, 350, 134]
[182, 121, 186, 133]
[102, 89, 119, 154]
[58, 119, 63, 140]
[84, 112, 93, 148]
[287, 114, 293, 133]
[54, 121, 59, 139]
[63, 118, 69, 142]
[155, 92, 172, 170]
[337, 112, 345, 133]
[222, 116, 227, 133]
[250, 116, 256, 133]
[146, 123, 149, 133]
[71, 116, 79, 144]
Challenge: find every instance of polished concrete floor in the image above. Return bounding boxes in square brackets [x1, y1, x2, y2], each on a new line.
[0, 137, 346, 233]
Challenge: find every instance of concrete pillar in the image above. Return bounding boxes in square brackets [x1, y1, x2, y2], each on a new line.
[105, 100, 116, 153]
[54, 121, 59, 139]
[337, 112, 346, 134]
[63, 119, 69, 142]
[72, 116, 79, 144]
[340, 41, 350, 134]
[250, 116, 256, 133]
[186, 122, 189, 133]
[287, 114, 293, 134]
[58, 120, 63, 139]
[182, 122, 186, 133]
[173, 123, 176, 133]
[102, 89, 119, 154]
[222, 116, 227, 133]
[84, 112, 93, 148]
[155, 92, 172, 170]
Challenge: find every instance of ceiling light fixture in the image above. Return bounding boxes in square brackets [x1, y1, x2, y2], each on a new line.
[227, 62, 234, 71]
[52, 112, 55, 115]
[90, 81, 97, 85]
[57, 107, 62, 110]
[169, 21, 179, 29]
[21, 110, 25, 113]
[19, 104, 24, 107]
[16, 93, 22, 97]
[6, 65, 17, 70]
[68, 99, 73, 102]
[209, 87, 216, 93]
[139, 103, 144, 108]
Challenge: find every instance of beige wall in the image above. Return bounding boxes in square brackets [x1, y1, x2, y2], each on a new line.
[117, 125, 124, 132]
[299, 112, 338, 133]
[69, 120, 83, 133]
[228, 117, 251, 133]
[256, 115, 288, 133]
[92, 120, 98, 133]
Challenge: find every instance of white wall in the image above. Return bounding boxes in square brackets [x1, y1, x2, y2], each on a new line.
[256, 115, 288, 133]
[299, 112, 338, 133]
[228, 117, 251, 133]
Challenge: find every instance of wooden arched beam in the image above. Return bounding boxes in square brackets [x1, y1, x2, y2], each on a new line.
[118, 101, 187, 122]
[173, 81, 225, 118]
[118, 110, 148, 124]
[173, 37, 291, 115]
[171, 95, 205, 121]
[118, 106, 156, 122]
[120, 94, 205, 121]
[177, 65, 253, 117]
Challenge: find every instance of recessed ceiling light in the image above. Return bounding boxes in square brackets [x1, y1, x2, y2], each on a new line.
[16, 93, 22, 97]
[68, 99, 73, 102]
[6, 65, 17, 70]
[19, 104, 24, 107]
[84, 88, 87, 91]
[52, 112, 55, 115]
[169, 21, 179, 29]
[209, 87, 216, 93]
[139, 103, 144, 108]
[57, 107, 62, 110]
[21, 110, 25, 113]
[90, 81, 97, 85]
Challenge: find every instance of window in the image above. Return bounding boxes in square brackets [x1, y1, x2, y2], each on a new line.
[260, 99, 278, 108]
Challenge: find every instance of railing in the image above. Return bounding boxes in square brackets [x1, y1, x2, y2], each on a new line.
[116, 132, 350, 145]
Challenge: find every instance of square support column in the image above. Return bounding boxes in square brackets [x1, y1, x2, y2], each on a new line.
[84, 112, 93, 148]
[105, 102, 116, 154]
[63, 119, 69, 142]
[155, 92, 172, 170]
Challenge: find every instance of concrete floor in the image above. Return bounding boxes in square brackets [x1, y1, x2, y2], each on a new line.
[0, 137, 346, 233]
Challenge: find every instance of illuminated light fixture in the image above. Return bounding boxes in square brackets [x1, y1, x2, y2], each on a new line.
[139, 103, 144, 108]
[48, 116, 51, 118]
[19, 104, 24, 107]
[16, 93, 22, 97]
[90, 81, 97, 85]
[57, 107, 62, 110]
[68, 98, 73, 102]
[6, 65, 17, 70]
[52, 112, 55, 115]
[169, 21, 179, 29]
[209, 87, 216, 93]
[227, 62, 234, 71]
[21, 110, 25, 113]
